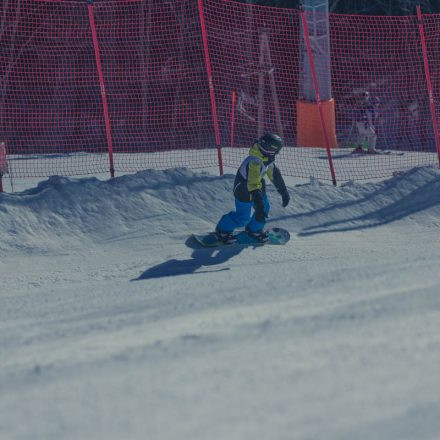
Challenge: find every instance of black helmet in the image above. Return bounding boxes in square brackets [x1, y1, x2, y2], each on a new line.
[258, 133, 284, 157]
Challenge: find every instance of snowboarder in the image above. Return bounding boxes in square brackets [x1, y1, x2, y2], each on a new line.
[215, 133, 290, 244]
[352, 91, 380, 154]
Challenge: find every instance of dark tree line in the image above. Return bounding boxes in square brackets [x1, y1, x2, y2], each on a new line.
[235, 0, 440, 15]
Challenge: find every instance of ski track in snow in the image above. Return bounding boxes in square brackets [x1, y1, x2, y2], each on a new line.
[1, 166, 440, 440]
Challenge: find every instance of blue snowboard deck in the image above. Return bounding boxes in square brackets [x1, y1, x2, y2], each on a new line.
[192, 227, 290, 247]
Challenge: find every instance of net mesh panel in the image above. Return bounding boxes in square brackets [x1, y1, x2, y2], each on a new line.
[93, 0, 217, 173]
[204, 0, 301, 177]
[423, 13, 440, 159]
[330, 13, 438, 179]
[0, 0, 110, 176]
[0, 0, 216, 178]
[0, 0, 439, 181]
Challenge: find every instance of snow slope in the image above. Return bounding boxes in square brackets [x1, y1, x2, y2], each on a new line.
[1, 166, 440, 440]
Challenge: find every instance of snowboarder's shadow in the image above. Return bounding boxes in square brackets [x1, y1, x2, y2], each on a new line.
[132, 237, 244, 280]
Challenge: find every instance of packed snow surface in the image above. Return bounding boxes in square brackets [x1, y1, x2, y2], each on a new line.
[1, 166, 440, 440]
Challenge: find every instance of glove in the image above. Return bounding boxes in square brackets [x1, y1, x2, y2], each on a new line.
[251, 190, 266, 222]
[279, 189, 290, 207]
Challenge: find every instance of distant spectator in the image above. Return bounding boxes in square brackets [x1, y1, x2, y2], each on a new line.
[352, 91, 380, 154]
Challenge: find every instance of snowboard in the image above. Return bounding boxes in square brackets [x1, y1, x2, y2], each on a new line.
[349, 149, 405, 156]
[320, 149, 404, 160]
[192, 227, 290, 247]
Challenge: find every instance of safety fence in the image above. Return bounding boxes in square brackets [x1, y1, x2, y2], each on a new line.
[1, 0, 440, 187]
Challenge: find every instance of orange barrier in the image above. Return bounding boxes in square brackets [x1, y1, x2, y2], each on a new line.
[296, 99, 337, 148]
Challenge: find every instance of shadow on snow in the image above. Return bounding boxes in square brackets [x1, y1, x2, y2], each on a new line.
[281, 170, 440, 236]
[132, 237, 245, 280]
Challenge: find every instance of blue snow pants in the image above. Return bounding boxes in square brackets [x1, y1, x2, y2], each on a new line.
[216, 195, 270, 233]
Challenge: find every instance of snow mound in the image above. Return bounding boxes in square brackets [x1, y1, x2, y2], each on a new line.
[0, 166, 439, 253]
[291, 166, 440, 235]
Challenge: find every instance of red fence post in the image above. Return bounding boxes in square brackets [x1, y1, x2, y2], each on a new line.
[197, 0, 223, 176]
[416, 5, 440, 168]
[88, 2, 115, 178]
[230, 90, 236, 148]
[300, 10, 337, 186]
[0, 141, 7, 193]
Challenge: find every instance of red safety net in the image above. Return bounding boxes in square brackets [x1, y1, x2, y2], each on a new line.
[0, 0, 439, 182]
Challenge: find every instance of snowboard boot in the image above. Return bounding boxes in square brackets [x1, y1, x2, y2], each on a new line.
[351, 145, 365, 154]
[245, 227, 269, 243]
[215, 227, 237, 244]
